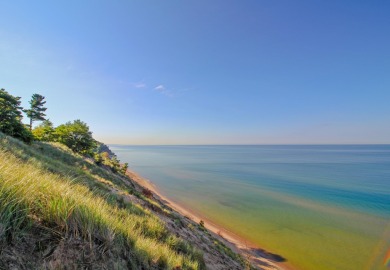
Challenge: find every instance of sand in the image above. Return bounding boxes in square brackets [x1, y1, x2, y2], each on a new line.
[126, 169, 294, 270]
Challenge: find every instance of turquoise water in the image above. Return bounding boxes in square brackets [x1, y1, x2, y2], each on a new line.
[111, 145, 390, 270]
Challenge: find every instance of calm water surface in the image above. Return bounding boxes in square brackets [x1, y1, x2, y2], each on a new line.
[111, 145, 390, 270]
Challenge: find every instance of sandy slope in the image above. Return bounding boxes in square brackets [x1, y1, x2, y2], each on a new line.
[126, 169, 294, 270]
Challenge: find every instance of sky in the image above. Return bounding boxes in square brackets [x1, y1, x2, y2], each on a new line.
[1, 0, 389, 144]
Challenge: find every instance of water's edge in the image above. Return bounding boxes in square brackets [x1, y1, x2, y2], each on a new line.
[111, 145, 390, 270]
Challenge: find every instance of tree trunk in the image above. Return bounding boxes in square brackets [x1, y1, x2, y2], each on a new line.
[29, 117, 32, 131]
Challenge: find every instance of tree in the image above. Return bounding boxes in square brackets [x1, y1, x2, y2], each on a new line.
[32, 119, 55, 141]
[24, 93, 47, 130]
[0, 88, 33, 142]
[55, 120, 96, 154]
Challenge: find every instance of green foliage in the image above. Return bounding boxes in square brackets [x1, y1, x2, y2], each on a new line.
[110, 156, 121, 172]
[93, 152, 103, 165]
[24, 93, 47, 130]
[0, 88, 33, 143]
[121, 162, 129, 174]
[55, 119, 96, 155]
[32, 119, 55, 141]
[93, 150, 129, 175]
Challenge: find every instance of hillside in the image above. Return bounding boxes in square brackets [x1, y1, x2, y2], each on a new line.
[0, 132, 250, 270]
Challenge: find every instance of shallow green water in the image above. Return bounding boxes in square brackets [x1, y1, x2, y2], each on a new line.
[111, 145, 390, 270]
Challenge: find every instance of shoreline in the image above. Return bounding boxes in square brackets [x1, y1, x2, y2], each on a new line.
[126, 169, 293, 270]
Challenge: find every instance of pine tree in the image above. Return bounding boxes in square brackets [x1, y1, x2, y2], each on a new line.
[25, 94, 47, 130]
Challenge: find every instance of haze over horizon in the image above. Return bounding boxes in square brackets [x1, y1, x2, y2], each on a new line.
[1, 1, 389, 145]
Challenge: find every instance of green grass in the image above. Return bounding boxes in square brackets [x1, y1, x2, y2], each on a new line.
[0, 133, 205, 269]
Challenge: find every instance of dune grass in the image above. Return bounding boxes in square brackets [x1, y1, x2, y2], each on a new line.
[0, 133, 204, 269]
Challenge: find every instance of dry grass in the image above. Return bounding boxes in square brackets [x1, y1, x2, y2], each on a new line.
[0, 133, 204, 269]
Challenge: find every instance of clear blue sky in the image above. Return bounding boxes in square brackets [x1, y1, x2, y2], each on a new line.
[1, 1, 389, 144]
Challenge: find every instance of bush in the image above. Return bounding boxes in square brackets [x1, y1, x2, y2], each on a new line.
[55, 120, 96, 155]
[199, 220, 205, 228]
[32, 119, 55, 141]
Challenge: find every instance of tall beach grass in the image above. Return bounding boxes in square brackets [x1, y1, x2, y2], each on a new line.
[0, 133, 204, 269]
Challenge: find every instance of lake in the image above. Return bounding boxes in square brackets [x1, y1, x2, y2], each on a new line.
[111, 145, 390, 270]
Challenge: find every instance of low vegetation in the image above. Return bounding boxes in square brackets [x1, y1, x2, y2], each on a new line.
[0, 132, 204, 269]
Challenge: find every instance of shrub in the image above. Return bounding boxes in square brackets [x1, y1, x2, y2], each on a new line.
[142, 188, 153, 198]
[199, 220, 205, 228]
[55, 120, 96, 155]
[32, 119, 55, 141]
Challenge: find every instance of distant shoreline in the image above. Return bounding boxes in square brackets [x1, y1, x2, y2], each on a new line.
[125, 169, 293, 270]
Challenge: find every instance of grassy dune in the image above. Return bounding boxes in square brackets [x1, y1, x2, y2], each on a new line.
[0, 133, 204, 269]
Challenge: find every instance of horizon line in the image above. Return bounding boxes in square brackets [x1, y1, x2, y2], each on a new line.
[107, 143, 390, 146]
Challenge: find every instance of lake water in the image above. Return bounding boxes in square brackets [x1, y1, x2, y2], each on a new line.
[110, 145, 390, 270]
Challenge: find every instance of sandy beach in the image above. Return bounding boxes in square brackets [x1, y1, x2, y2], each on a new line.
[126, 169, 293, 270]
